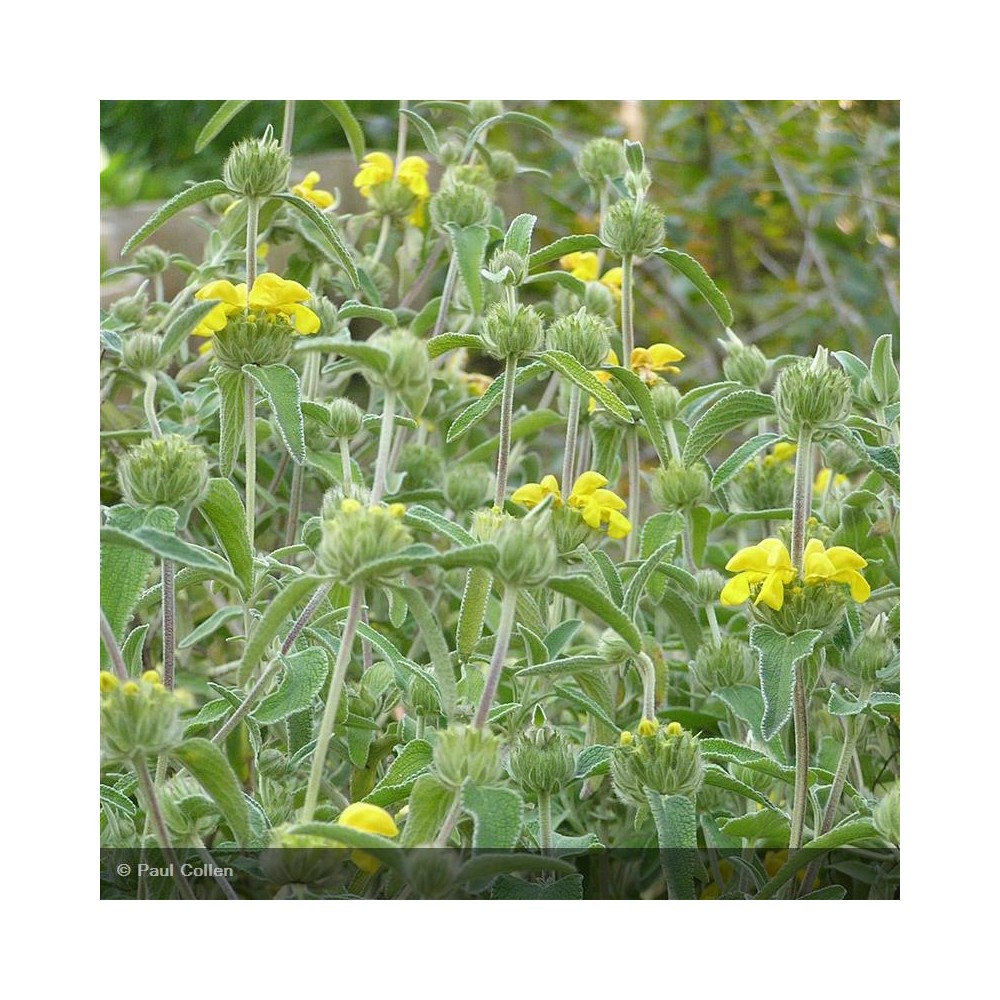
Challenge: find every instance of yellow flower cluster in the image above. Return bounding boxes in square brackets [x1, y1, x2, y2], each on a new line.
[511, 470, 631, 539]
[560, 251, 623, 301]
[340, 497, 406, 519]
[720, 537, 870, 611]
[291, 171, 335, 210]
[762, 442, 797, 467]
[193, 273, 321, 348]
[353, 152, 431, 226]
[594, 344, 685, 387]
[814, 468, 849, 493]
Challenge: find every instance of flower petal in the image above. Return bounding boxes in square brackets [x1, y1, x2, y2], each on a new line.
[606, 509, 632, 539]
[570, 471, 608, 499]
[290, 303, 321, 335]
[755, 570, 786, 610]
[721, 573, 754, 606]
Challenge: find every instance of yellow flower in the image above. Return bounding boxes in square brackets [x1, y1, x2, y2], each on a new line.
[600, 266, 623, 301]
[630, 344, 685, 385]
[256, 241, 270, 260]
[560, 251, 600, 282]
[637, 718, 659, 737]
[291, 170, 335, 210]
[460, 371, 493, 396]
[763, 442, 797, 468]
[593, 348, 621, 385]
[353, 152, 394, 197]
[511, 471, 632, 539]
[720, 538, 797, 611]
[802, 539, 870, 603]
[99, 671, 119, 694]
[511, 473, 563, 509]
[336, 802, 399, 874]
[813, 468, 848, 493]
[353, 152, 431, 226]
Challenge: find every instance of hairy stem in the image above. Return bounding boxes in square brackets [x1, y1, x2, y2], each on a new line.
[621, 254, 635, 358]
[432, 256, 459, 339]
[372, 215, 391, 264]
[472, 585, 519, 729]
[789, 671, 810, 850]
[245, 197, 259, 288]
[537, 790, 554, 852]
[284, 351, 319, 546]
[370, 390, 396, 504]
[433, 787, 464, 848]
[281, 100, 296, 154]
[212, 657, 282, 745]
[162, 558, 176, 689]
[143, 374, 163, 439]
[395, 99, 409, 167]
[339, 436, 353, 485]
[561, 384, 581, 493]
[244, 376, 257, 545]
[705, 603, 722, 646]
[626, 432, 640, 561]
[134, 756, 196, 900]
[100, 608, 129, 681]
[790, 427, 815, 570]
[637, 652, 657, 721]
[493, 356, 518, 509]
[301, 586, 364, 822]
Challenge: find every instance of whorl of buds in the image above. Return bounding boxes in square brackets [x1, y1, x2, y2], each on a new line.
[100, 671, 183, 762]
[651, 459, 711, 512]
[444, 463, 493, 513]
[494, 512, 559, 588]
[487, 150, 518, 183]
[577, 137, 627, 189]
[222, 127, 291, 199]
[118, 433, 209, 510]
[480, 302, 544, 360]
[211, 313, 296, 370]
[547, 308, 613, 370]
[122, 332, 166, 376]
[327, 398, 365, 440]
[317, 498, 413, 584]
[690, 638, 756, 691]
[773, 347, 853, 439]
[610, 721, 704, 804]
[601, 200, 664, 258]
[650, 383, 682, 423]
[429, 181, 491, 232]
[508, 714, 577, 795]
[432, 725, 503, 788]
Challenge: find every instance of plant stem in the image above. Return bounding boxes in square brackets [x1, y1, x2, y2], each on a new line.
[432, 256, 459, 339]
[192, 836, 239, 899]
[626, 432, 640, 561]
[133, 756, 196, 900]
[339, 437, 353, 484]
[143, 374, 162, 439]
[637, 652, 657, 721]
[433, 787, 464, 847]
[100, 609, 129, 681]
[493, 356, 518, 508]
[283, 582, 332, 655]
[284, 351, 319, 546]
[244, 376, 257, 545]
[682, 516, 696, 570]
[621, 254, 635, 358]
[665, 420, 681, 461]
[372, 215, 392, 264]
[245, 197, 259, 288]
[561, 384, 581, 492]
[301, 585, 364, 822]
[212, 657, 282, 745]
[789, 671, 810, 850]
[395, 99, 409, 166]
[281, 100, 296, 154]
[790, 427, 815, 570]
[370, 390, 396, 504]
[705, 603, 722, 646]
[472, 585, 519, 729]
[538, 790, 554, 851]
[162, 558, 176, 689]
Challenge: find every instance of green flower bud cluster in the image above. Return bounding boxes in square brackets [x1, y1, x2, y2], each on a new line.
[444, 463, 493, 513]
[122, 331, 166, 376]
[317, 498, 413, 584]
[437, 140, 463, 166]
[211, 312, 296, 370]
[480, 302, 545, 360]
[547, 308, 613, 370]
[692, 569, 726, 606]
[752, 583, 848, 636]
[555, 281, 618, 322]
[222, 128, 291, 199]
[722, 341, 769, 389]
[651, 459, 711, 512]
[361, 257, 395, 300]
[312, 297, 341, 337]
[729, 458, 794, 512]
[597, 627, 634, 665]
[429, 181, 492, 232]
[650, 383, 681, 423]
[446, 163, 497, 197]
[773, 347, 853, 439]
[118, 433, 209, 510]
[690, 637, 756, 691]
[611, 720, 704, 804]
[508, 721, 577, 795]
[487, 150, 518, 183]
[365, 328, 432, 417]
[397, 443, 445, 489]
[432, 724, 503, 788]
[262, 825, 347, 887]
[820, 439, 863, 476]
[486, 247, 527, 286]
[159, 773, 220, 843]
[847, 614, 896, 682]
[402, 850, 464, 899]
[471, 507, 506, 543]
[873, 784, 900, 845]
[469, 99, 503, 122]
[111, 286, 149, 326]
[368, 179, 419, 220]
[326, 398, 365, 440]
[494, 512, 558, 588]
[99, 671, 184, 762]
[577, 137, 627, 189]
[551, 504, 599, 555]
[601, 200, 664, 258]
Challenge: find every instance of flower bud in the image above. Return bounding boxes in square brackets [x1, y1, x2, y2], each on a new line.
[360, 257, 394, 299]
[432, 724, 503, 788]
[368, 178, 419, 220]
[317, 499, 414, 583]
[100, 672, 184, 762]
[312, 297, 341, 336]
[551, 504, 597, 555]
[211, 312, 296, 370]
[323, 398, 363, 441]
[847, 614, 896, 682]
[494, 513, 558, 588]
[444, 463, 493, 513]
[547, 308, 612, 370]
[873, 784, 900, 845]
[730, 459, 794, 512]
[134, 245, 171, 275]
[402, 850, 463, 898]
[601, 200, 664, 258]
[721, 339, 769, 389]
[122, 331, 166, 376]
[430, 181, 491, 232]
[209, 193, 236, 215]
[118, 433, 209, 510]
[222, 128, 292, 199]
[651, 459, 711, 511]
[508, 723, 577, 795]
[471, 506, 506, 543]
[437, 139, 463, 166]
[111, 286, 149, 326]
[597, 627, 634, 665]
[160, 773, 220, 842]
[650, 383, 681, 423]
[820, 439, 863, 476]
[486, 247, 527, 286]
[488, 149, 518, 183]
[693, 569, 725, 606]
[480, 302, 544, 360]
[262, 825, 349, 887]
[447, 163, 497, 197]
[577, 137, 627, 189]
[690, 638, 756, 691]
[397, 443, 445, 489]
[751, 583, 847, 636]
[469, 99, 503, 122]
[610, 722, 703, 805]
[366, 328, 432, 417]
[773, 347, 853, 438]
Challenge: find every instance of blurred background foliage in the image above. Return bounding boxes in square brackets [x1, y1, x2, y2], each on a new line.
[101, 99, 898, 375]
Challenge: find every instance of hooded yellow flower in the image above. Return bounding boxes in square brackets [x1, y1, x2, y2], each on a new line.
[353, 152, 431, 226]
[720, 538, 797, 611]
[336, 801, 399, 874]
[802, 538, 870, 602]
[511, 473, 564, 509]
[813, 468, 848, 493]
[763, 442, 797, 468]
[593, 344, 685, 389]
[511, 471, 632, 539]
[291, 170, 335, 210]
[353, 152, 394, 197]
[560, 252, 624, 301]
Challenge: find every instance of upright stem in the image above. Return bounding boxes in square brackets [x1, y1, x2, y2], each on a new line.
[561, 384, 581, 492]
[790, 427, 815, 570]
[789, 672, 810, 850]
[302, 585, 365, 823]
[433, 787, 464, 847]
[134, 756, 196, 900]
[245, 197, 260, 288]
[395, 99, 409, 167]
[537, 790, 554, 852]
[637, 652, 657, 721]
[100, 608, 129, 681]
[681, 515, 696, 570]
[432, 256, 460, 339]
[597, 183, 610, 269]
[285, 351, 320, 546]
[621, 254, 635, 358]
[212, 657, 282, 746]
[370, 391, 397, 504]
[244, 376, 257, 544]
[162, 558, 176, 689]
[472, 585, 519, 729]
[372, 215, 392, 264]
[665, 421, 681, 462]
[143, 374, 162, 439]
[339, 437, 353, 484]
[281, 100, 296, 154]
[494, 356, 518, 508]
[282, 582, 332, 655]
[705, 603, 722, 646]
[626, 432, 640, 561]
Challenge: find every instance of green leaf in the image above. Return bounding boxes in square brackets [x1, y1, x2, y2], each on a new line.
[588, 549, 624, 606]
[547, 575, 642, 653]
[121, 180, 231, 256]
[699, 737, 795, 781]
[678, 380, 744, 418]
[710, 433, 782, 491]
[194, 100, 250, 153]
[623, 541, 673, 619]
[721, 810, 790, 846]
[516, 654, 610, 678]
[398, 108, 440, 156]
[799, 885, 848, 900]
[243, 363, 305, 464]
[528, 233, 604, 271]
[402, 504, 477, 547]
[689, 504, 711, 567]
[159, 301, 219, 361]
[574, 744, 614, 778]
[869, 691, 900, 718]
[396, 586, 457, 719]
[833, 350, 869, 386]
[641, 511, 684, 558]
[337, 300, 398, 326]
[683, 390, 775, 464]
[522, 271, 587, 296]
[445, 224, 490, 315]
[460, 854, 575, 882]
[197, 478, 254, 597]
[828, 683, 867, 717]
[319, 100, 366, 162]
[346, 543, 498, 585]
[713, 686, 786, 761]
[331, 340, 389, 374]
[543, 619, 583, 658]
[460, 409, 564, 466]
[288, 822, 404, 872]
[253, 647, 329, 725]
[100, 783, 137, 818]
[178, 607, 241, 650]
[658, 588, 703, 658]
[702, 762, 777, 810]
[555, 682, 618, 732]
[363, 739, 434, 808]
[645, 790, 697, 899]
[491, 874, 584, 899]
[239, 574, 326, 683]
[172, 737, 250, 843]
[463, 785, 524, 850]
[214, 368, 245, 477]
[400, 774, 455, 846]
[606, 366, 671, 464]
[120, 625, 149, 674]
[653, 248, 733, 326]
[464, 110, 553, 158]
[427, 332, 485, 359]
[539, 350, 633, 424]
[504, 213, 536, 258]
[750, 624, 823, 741]
[272, 192, 358, 288]
[446, 360, 548, 442]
